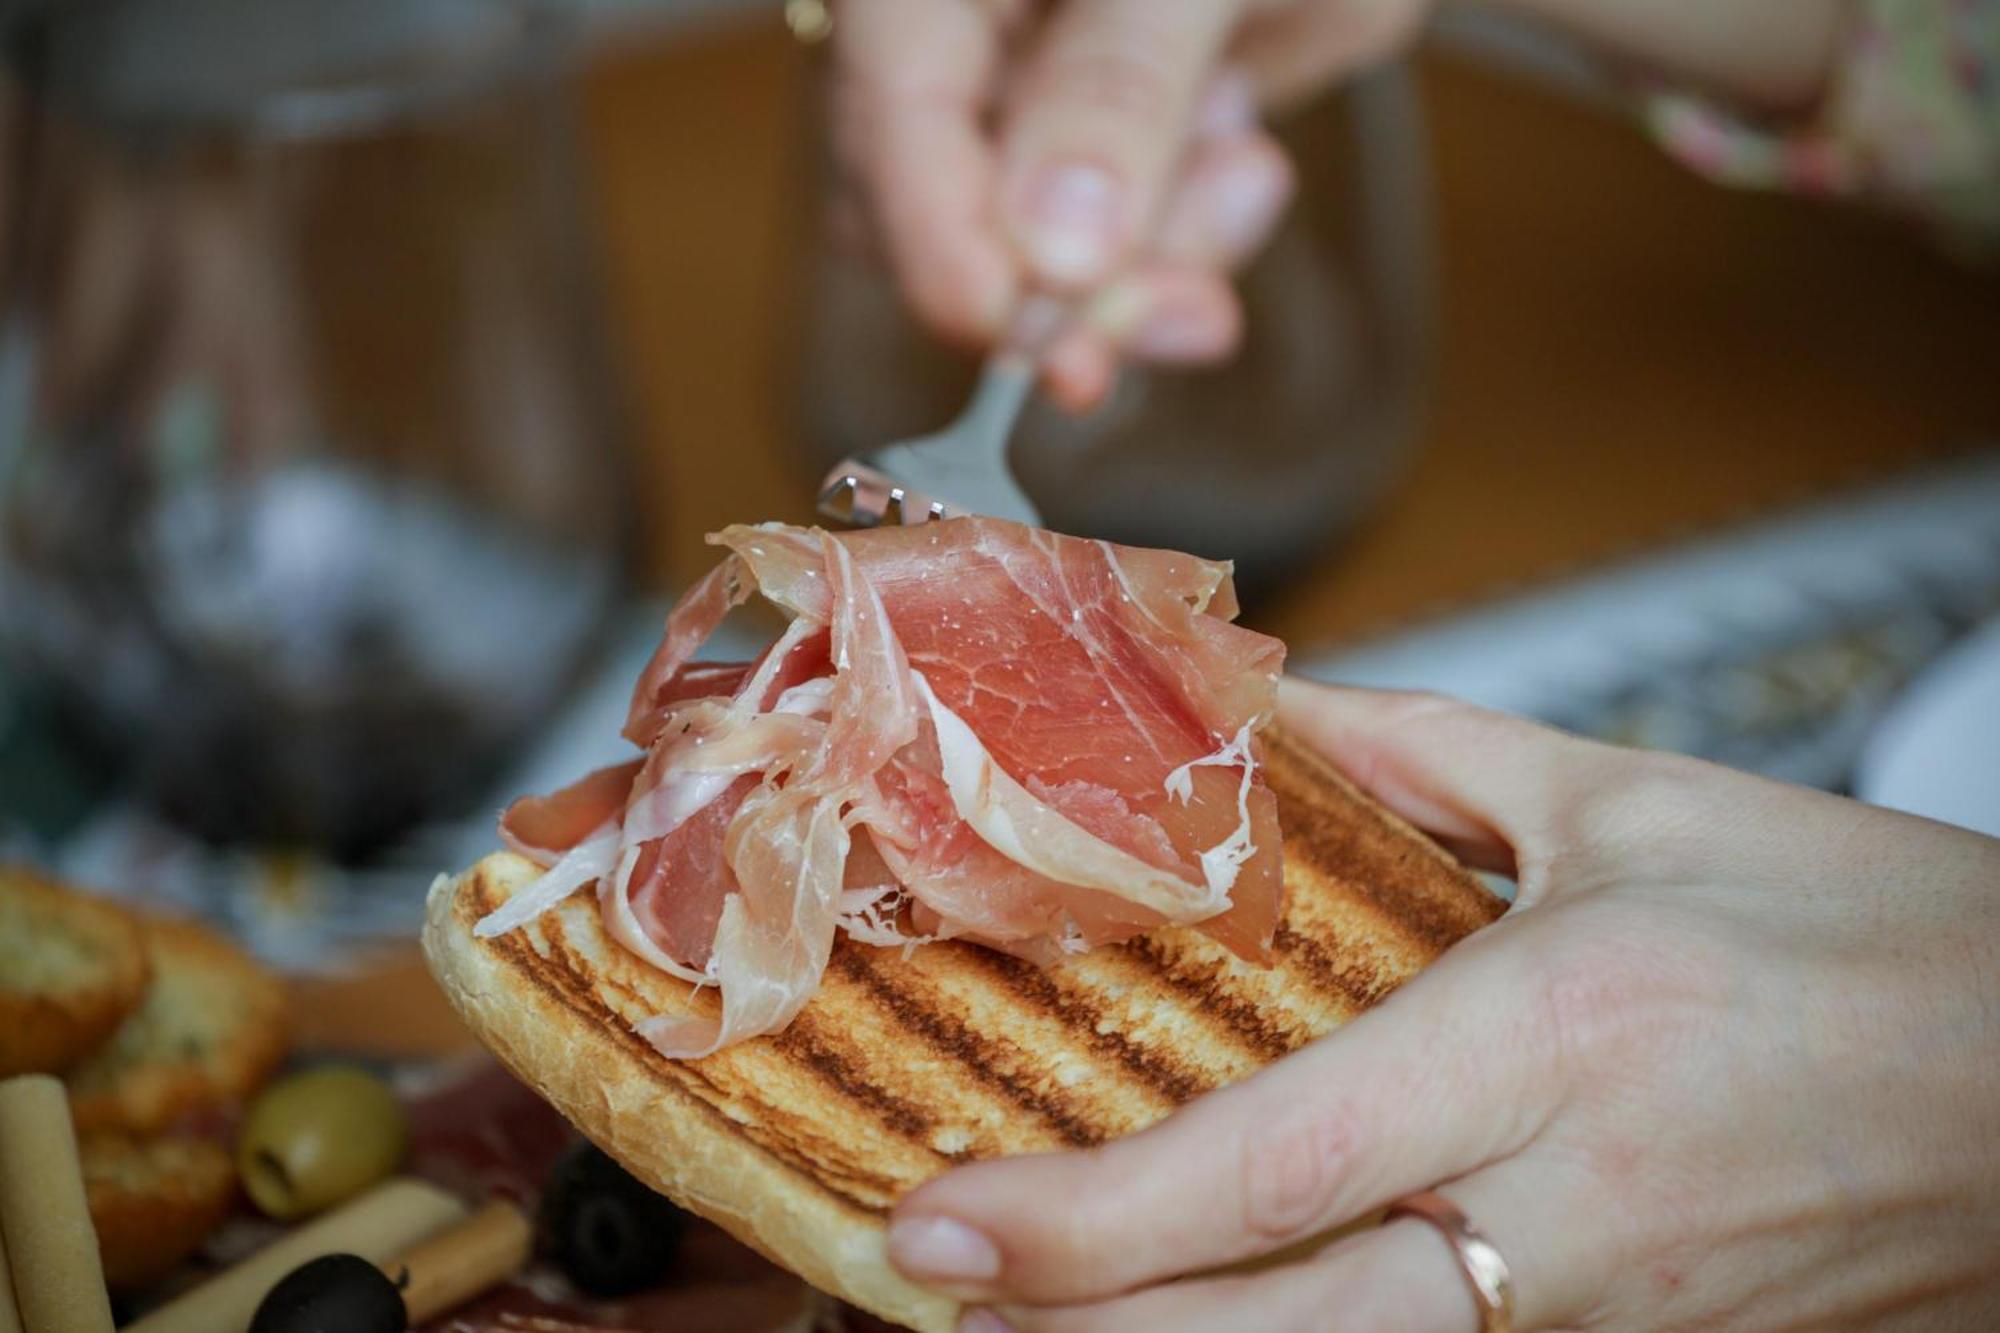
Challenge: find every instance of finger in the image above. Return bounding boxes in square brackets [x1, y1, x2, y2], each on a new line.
[991, 1159, 1598, 1333]
[1151, 72, 1294, 271]
[1150, 129, 1293, 271]
[1045, 264, 1241, 412]
[1040, 328, 1117, 413]
[1230, 0, 1432, 107]
[998, 0, 1245, 289]
[1276, 679, 1815, 897]
[887, 940, 1561, 1305]
[833, 0, 1016, 346]
[1038, 70, 1279, 412]
[1273, 1160, 1597, 1333]
[1277, 679, 1625, 884]
[1124, 267, 1240, 362]
[1086, 265, 1242, 363]
[986, 1222, 1479, 1333]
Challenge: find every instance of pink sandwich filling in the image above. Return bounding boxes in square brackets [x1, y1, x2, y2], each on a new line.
[477, 518, 1287, 1057]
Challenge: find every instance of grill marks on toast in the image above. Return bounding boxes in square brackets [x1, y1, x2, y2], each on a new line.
[477, 882, 925, 1213]
[832, 946, 1110, 1150]
[1271, 925, 1397, 1012]
[962, 950, 1210, 1105]
[1261, 730, 1502, 955]
[1114, 933, 1303, 1065]
[771, 1017, 933, 1142]
[455, 727, 1504, 1223]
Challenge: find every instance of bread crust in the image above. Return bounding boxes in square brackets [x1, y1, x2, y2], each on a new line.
[0, 866, 150, 1076]
[426, 858, 953, 1331]
[424, 728, 1503, 1331]
[82, 1132, 238, 1291]
[66, 915, 290, 1136]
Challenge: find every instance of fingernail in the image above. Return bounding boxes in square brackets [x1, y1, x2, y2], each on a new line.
[959, 1311, 1015, 1333]
[888, 1215, 1003, 1284]
[1209, 154, 1290, 258]
[1015, 160, 1123, 286]
[1127, 305, 1230, 361]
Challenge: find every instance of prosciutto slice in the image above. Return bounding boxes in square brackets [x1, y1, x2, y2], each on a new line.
[478, 517, 1287, 1055]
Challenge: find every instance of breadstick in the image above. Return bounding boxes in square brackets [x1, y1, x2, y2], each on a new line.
[382, 1199, 532, 1322]
[0, 1199, 26, 1333]
[124, 1177, 464, 1333]
[0, 1075, 114, 1333]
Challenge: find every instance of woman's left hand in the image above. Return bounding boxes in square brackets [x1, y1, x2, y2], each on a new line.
[884, 680, 2000, 1331]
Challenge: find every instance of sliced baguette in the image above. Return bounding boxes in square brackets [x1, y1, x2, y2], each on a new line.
[66, 915, 290, 1137]
[0, 866, 149, 1076]
[81, 1132, 238, 1291]
[424, 728, 1504, 1331]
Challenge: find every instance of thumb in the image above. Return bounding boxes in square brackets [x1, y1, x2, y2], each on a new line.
[887, 920, 1564, 1308]
[998, 0, 1244, 289]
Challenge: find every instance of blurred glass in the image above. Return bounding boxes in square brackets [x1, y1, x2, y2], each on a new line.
[797, 66, 1434, 598]
[0, 0, 634, 858]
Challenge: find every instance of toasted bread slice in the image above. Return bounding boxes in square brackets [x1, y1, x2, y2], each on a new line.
[66, 916, 290, 1136]
[425, 729, 1504, 1332]
[0, 866, 150, 1076]
[81, 1132, 238, 1291]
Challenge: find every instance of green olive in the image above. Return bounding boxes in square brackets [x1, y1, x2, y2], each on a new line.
[237, 1065, 406, 1220]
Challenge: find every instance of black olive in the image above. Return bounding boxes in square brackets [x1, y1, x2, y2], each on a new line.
[539, 1140, 687, 1296]
[249, 1253, 407, 1333]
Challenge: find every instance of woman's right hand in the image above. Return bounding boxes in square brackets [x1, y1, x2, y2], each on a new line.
[825, 0, 1849, 412]
[825, 0, 1433, 411]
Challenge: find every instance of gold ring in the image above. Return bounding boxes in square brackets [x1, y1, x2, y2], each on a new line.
[784, 0, 833, 44]
[1385, 1190, 1515, 1333]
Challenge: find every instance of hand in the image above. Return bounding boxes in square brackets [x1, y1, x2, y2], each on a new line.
[827, 0, 1431, 411]
[825, 0, 1853, 414]
[885, 680, 2000, 1330]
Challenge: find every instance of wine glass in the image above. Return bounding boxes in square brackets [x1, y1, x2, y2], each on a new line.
[0, 0, 636, 859]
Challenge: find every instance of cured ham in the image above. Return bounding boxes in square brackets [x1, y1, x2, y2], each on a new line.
[479, 517, 1287, 1056]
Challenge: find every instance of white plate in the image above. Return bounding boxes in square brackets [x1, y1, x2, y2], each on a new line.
[1854, 614, 2000, 838]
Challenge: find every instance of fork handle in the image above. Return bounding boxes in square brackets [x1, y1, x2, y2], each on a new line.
[961, 292, 1070, 445]
[952, 292, 1067, 445]
[959, 352, 1036, 448]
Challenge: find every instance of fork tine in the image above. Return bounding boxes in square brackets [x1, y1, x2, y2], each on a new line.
[817, 472, 867, 525]
[821, 460, 955, 527]
[818, 466, 895, 528]
[886, 485, 948, 526]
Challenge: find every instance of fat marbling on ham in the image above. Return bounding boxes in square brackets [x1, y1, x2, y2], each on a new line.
[477, 517, 1287, 1057]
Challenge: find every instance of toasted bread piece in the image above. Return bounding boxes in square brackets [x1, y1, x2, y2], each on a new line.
[81, 1132, 237, 1291]
[66, 916, 290, 1136]
[425, 729, 1504, 1332]
[0, 866, 150, 1077]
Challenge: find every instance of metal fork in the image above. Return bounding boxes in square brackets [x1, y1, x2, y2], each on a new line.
[815, 299, 1061, 528]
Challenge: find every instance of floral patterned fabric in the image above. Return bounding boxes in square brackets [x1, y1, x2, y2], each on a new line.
[1644, 0, 2000, 250]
